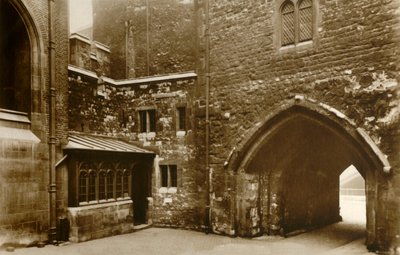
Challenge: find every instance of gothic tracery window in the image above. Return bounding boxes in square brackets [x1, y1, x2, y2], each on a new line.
[79, 171, 88, 203]
[76, 162, 131, 206]
[116, 170, 123, 199]
[107, 170, 114, 200]
[99, 171, 106, 200]
[123, 170, 130, 198]
[88, 171, 97, 201]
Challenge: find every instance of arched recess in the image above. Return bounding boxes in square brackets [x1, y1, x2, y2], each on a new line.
[225, 99, 389, 249]
[1, 0, 45, 134]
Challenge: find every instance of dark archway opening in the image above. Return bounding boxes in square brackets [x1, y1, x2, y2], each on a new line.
[236, 110, 373, 244]
[0, 0, 31, 113]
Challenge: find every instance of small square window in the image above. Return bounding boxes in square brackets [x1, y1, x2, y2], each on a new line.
[160, 165, 178, 188]
[139, 109, 156, 133]
[177, 107, 186, 131]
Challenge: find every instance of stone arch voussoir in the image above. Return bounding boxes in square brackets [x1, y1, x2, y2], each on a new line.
[225, 96, 390, 175]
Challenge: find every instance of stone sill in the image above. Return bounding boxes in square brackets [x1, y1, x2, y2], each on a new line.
[279, 40, 313, 53]
[176, 131, 186, 137]
[159, 187, 178, 194]
[0, 108, 30, 123]
[73, 199, 132, 210]
[0, 108, 31, 130]
[0, 109, 40, 143]
[138, 132, 156, 140]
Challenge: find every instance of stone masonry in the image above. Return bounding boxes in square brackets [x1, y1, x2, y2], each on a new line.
[2, 0, 399, 252]
[92, 0, 197, 79]
[193, 0, 400, 252]
[67, 63, 207, 232]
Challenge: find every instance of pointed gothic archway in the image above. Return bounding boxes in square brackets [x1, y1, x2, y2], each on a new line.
[226, 99, 390, 250]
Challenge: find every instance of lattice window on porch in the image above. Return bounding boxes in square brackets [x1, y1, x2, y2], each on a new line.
[79, 171, 88, 203]
[123, 170, 130, 198]
[116, 171, 123, 198]
[106, 170, 114, 199]
[99, 171, 106, 200]
[88, 171, 97, 201]
[281, 1, 295, 46]
[299, 0, 313, 42]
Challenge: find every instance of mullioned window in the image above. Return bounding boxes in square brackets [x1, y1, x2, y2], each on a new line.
[280, 0, 313, 47]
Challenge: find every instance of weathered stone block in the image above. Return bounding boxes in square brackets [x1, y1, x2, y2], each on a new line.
[68, 200, 134, 242]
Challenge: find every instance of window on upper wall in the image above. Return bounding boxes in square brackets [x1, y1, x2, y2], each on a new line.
[177, 107, 186, 132]
[280, 0, 313, 47]
[138, 109, 156, 133]
[160, 165, 178, 188]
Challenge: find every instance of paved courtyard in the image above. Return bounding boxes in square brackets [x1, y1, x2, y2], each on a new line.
[0, 223, 373, 255]
[0, 198, 373, 255]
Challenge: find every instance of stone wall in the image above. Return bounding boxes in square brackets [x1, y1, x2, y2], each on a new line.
[68, 70, 207, 231]
[68, 201, 134, 242]
[92, 0, 197, 79]
[69, 34, 111, 76]
[194, 0, 400, 251]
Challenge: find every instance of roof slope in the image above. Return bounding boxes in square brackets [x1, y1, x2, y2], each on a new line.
[65, 133, 154, 154]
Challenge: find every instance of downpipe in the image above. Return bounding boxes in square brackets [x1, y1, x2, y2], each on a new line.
[204, 0, 212, 234]
[47, 0, 57, 244]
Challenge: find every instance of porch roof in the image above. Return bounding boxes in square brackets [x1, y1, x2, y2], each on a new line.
[64, 133, 154, 155]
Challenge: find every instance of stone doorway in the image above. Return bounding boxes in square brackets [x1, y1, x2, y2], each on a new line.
[133, 164, 152, 225]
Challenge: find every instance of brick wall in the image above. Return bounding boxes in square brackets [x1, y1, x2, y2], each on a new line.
[194, 0, 400, 251]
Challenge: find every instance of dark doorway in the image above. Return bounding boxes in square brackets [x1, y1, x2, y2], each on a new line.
[132, 164, 151, 225]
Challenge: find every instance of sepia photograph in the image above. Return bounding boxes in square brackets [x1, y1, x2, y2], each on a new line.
[0, 0, 399, 254]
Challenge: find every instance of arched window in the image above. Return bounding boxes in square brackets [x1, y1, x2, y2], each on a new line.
[123, 170, 130, 198]
[79, 171, 88, 203]
[0, 1, 31, 113]
[106, 170, 114, 200]
[279, 0, 314, 47]
[116, 171, 123, 198]
[99, 171, 106, 200]
[88, 171, 97, 201]
[75, 162, 133, 206]
[299, 0, 313, 42]
[281, 1, 295, 46]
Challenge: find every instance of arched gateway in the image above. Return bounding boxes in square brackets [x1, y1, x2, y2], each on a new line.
[225, 99, 390, 250]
